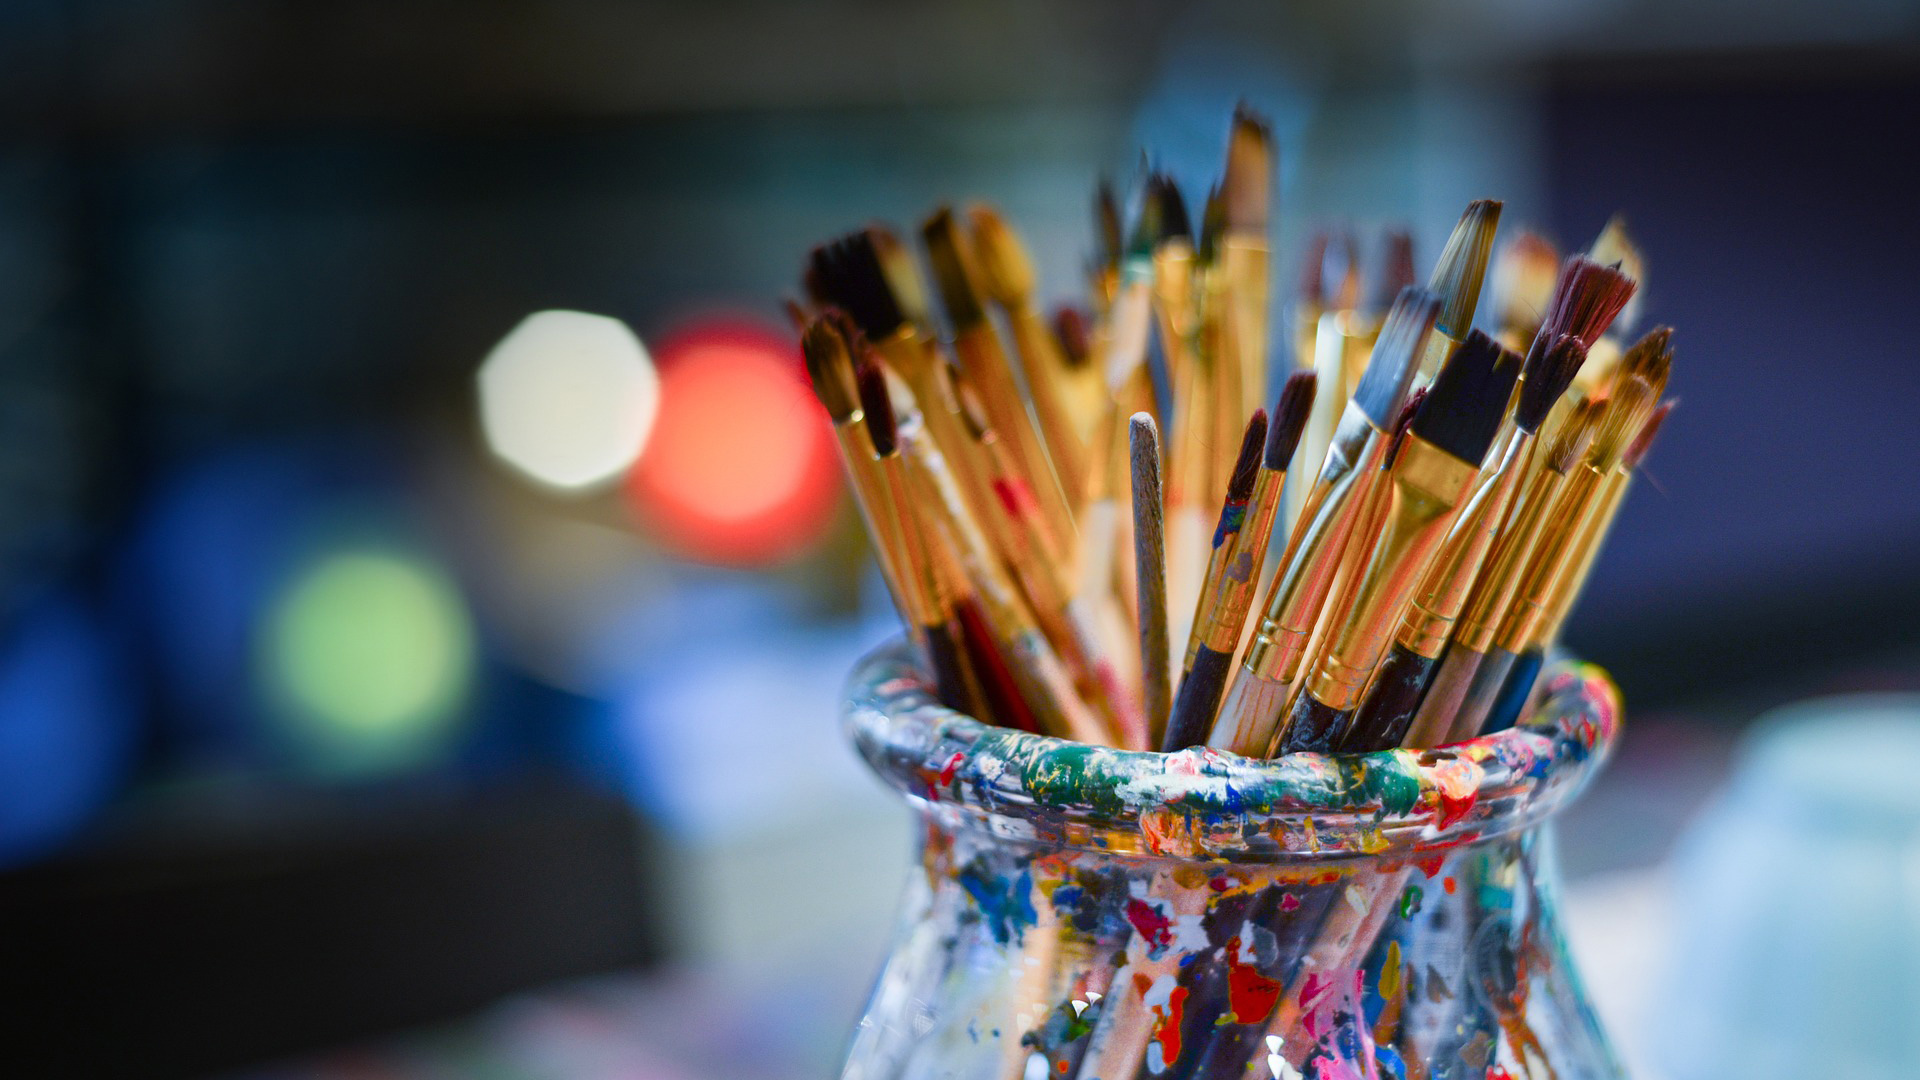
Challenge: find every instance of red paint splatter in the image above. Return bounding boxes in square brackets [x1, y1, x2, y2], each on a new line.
[937, 751, 964, 787]
[1489, 1068, 1514, 1080]
[1125, 898, 1174, 951]
[1280, 892, 1301, 911]
[1415, 855, 1447, 878]
[991, 477, 1039, 519]
[1057, 1060, 1070, 1074]
[1149, 985, 1190, 1066]
[1443, 877, 1457, 894]
[1226, 949, 1283, 1022]
[1210, 876, 1230, 892]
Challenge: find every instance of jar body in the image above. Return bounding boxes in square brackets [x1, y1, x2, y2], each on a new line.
[842, 645, 1627, 1080]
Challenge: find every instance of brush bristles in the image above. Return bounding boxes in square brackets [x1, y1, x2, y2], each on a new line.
[967, 204, 1035, 306]
[1516, 334, 1588, 434]
[1297, 231, 1330, 306]
[1412, 330, 1521, 465]
[1125, 176, 1162, 263]
[1227, 409, 1269, 502]
[1493, 230, 1562, 333]
[1547, 400, 1601, 473]
[1097, 180, 1124, 271]
[1370, 229, 1416, 314]
[1353, 286, 1441, 428]
[1617, 326, 1674, 398]
[1626, 399, 1675, 467]
[855, 361, 898, 457]
[1151, 173, 1192, 246]
[1265, 371, 1317, 470]
[922, 207, 988, 330]
[1223, 102, 1273, 233]
[801, 316, 860, 423]
[1540, 257, 1636, 348]
[1590, 376, 1655, 469]
[1325, 229, 1360, 312]
[1198, 184, 1225, 264]
[1589, 215, 1646, 333]
[870, 225, 932, 331]
[1052, 306, 1091, 367]
[809, 231, 907, 343]
[1427, 199, 1503, 338]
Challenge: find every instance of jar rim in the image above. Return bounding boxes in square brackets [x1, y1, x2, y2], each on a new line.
[845, 641, 1621, 861]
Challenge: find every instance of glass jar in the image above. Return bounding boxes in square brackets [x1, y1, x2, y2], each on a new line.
[841, 643, 1625, 1080]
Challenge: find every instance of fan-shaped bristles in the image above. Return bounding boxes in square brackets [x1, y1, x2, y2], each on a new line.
[808, 231, 907, 343]
[1539, 256, 1636, 348]
[1223, 102, 1273, 234]
[1589, 376, 1655, 470]
[1369, 229, 1416, 314]
[1492, 230, 1562, 334]
[854, 361, 898, 457]
[1547, 399, 1601, 473]
[1354, 287, 1442, 428]
[1516, 334, 1588, 434]
[1412, 330, 1521, 466]
[1616, 326, 1674, 399]
[1626, 399, 1675, 468]
[1265, 371, 1317, 470]
[1427, 199, 1503, 338]
[1227, 408, 1269, 503]
[1589, 215, 1646, 334]
[801, 315, 860, 424]
[967, 204, 1035, 307]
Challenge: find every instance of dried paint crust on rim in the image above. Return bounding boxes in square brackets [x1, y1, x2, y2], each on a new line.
[845, 641, 1620, 862]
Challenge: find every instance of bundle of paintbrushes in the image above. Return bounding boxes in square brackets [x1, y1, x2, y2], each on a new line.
[798, 104, 1674, 761]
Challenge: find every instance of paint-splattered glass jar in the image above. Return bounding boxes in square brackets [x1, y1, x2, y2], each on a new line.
[841, 643, 1626, 1080]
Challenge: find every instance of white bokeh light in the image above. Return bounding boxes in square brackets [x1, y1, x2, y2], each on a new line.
[478, 310, 660, 491]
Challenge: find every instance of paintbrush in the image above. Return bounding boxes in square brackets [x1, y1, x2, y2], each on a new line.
[1131, 413, 1172, 743]
[1162, 407, 1268, 751]
[1284, 231, 1356, 536]
[1220, 104, 1275, 448]
[1405, 398, 1601, 747]
[1150, 176, 1216, 661]
[1414, 199, 1502, 384]
[1092, 178, 1125, 315]
[1514, 256, 1638, 476]
[1588, 215, 1647, 339]
[1340, 333, 1586, 751]
[1278, 331, 1519, 753]
[923, 209, 1079, 559]
[969, 203, 1090, 498]
[1212, 288, 1438, 757]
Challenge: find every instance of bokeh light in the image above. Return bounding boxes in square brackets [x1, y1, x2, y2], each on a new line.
[627, 318, 839, 565]
[478, 310, 660, 492]
[262, 546, 476, 777]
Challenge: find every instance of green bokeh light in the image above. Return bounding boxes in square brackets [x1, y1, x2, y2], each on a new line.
[264, 548, 475, 776]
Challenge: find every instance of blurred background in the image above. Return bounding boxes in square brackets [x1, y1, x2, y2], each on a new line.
[0, 1, 1917, 1077]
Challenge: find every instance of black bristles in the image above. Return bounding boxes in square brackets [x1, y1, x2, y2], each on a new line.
[1264, 371, 1317, 471]
[1198, 184, 1226, 263]
[1515, 334, 1587, 434]
[1353, 287, 1441, 429]
[1427, 199, 1503, 338]
[808, 231, 906, 343]
[855, 362, 898, 457]
[1539, 257, 1636, 347]
[1125, 176, 1162, 263]
[1096, 179, 1124, 270]
[1226, 409, 1268, 503]
[1150, 173, 1191, 246]
[1411, 330, 1520, 466]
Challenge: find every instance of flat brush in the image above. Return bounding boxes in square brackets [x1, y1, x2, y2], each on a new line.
[968, 203, 1090, 497]
[922, 209, 1078, 559]
[1212, 287, 1439, 757]
[1161, 406, 1267, 751]
[1406, 397, 1600, 747]
[1415, 199, 1502, 383]
[1341, 333, 1584, 751]
[1279, 331, 1519, 753]
[1131, 414, 1172, 743]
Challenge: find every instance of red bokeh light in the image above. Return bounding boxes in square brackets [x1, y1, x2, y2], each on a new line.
[628, 317, 841, 565]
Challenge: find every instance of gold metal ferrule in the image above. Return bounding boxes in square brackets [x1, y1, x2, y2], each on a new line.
[1220, 238, 1270, 416]
[1452, 463, 1571, 656]
[1240, 402, 1386, 682]
[1539, 466, 1631, 645]
[1396, 431, 1536, 659]
[1303, 434, 1480, 711]
[1497, 461, 1610, 653]
[1187, 466, 1287, 664]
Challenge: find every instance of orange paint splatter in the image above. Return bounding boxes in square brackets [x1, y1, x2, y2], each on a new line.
[1444, 877, 1457, 894]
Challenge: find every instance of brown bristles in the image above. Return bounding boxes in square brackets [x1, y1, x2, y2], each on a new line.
[1226, 409, 1269, 503]
[1589, 215, 1646, 334]
[1516, 334, 1588, 434]
[1427, 199, 1503, 339]
[1052, 306, 1092, 368]
[922, 208, 988, 330]
[1539, 257, 1636, 348]
[854, 361, 898, 457]
[1265, 371, 1317, 470]
[1198, 184, 1226, 264]
[1297, 231, 1331, 306]
[1589, 376, 1655, 470]
[1369, 229, 1416, 315]
[1626, 399, 1676, 468]
[1222, 102, 1274, 234]
[800, 315, 859, 424]
[782, 297, 810, 334]
[1096, 179, 1124, 272]
[1547, 399, 1601, 473]
[967, 204, 1035, 307]
[1617, 326, 1674, 398]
